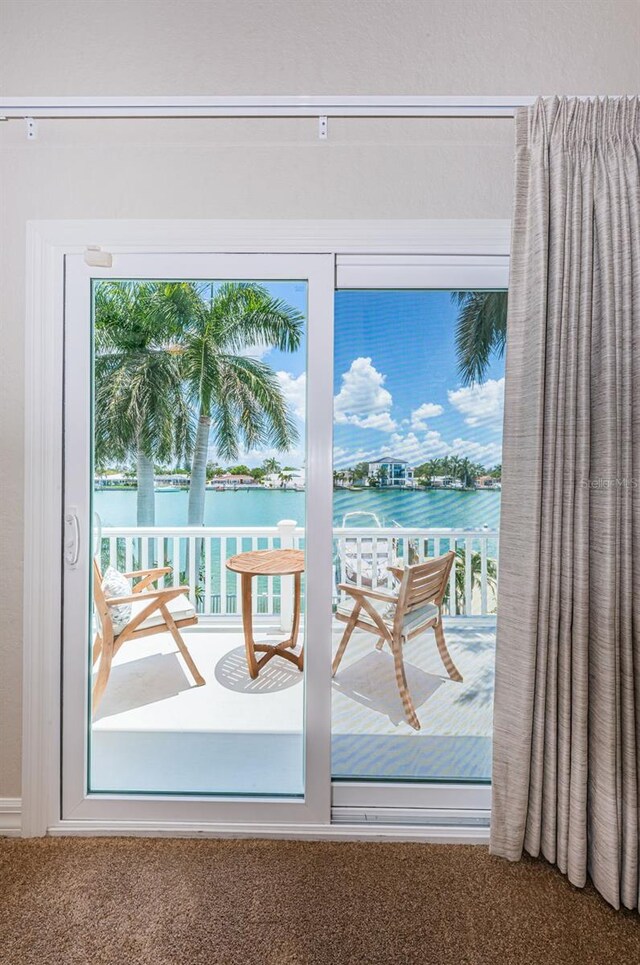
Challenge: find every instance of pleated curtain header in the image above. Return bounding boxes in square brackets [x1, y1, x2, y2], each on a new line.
[518, 95, 640, 153]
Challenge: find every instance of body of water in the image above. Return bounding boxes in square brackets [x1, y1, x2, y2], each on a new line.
[95, 487, 501, 531]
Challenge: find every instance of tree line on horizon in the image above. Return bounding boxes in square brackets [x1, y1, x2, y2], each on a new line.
[334, 457, 501, 489]
[98, 457, 299, 483]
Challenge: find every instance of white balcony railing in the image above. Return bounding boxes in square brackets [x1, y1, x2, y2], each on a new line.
[99, 521, 499, 625]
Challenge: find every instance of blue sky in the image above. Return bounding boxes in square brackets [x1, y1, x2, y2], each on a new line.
[227, 286, 504, 471]
[332, 290, 504, 470]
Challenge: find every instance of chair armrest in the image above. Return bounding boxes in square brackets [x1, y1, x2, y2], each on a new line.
[337, 583, 399, 604]
[387, 565, 405, 581]
[123, 567, 172, 593]
[105, 586, 190, 607]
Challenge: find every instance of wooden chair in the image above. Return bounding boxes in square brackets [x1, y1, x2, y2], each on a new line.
[92, 560, 205, 713]
[332, 552, 461, 731]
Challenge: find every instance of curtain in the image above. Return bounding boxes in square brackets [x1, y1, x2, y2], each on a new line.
[490, 96, 640, 911]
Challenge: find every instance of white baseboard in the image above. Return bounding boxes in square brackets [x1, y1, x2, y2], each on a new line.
[0, 798, 22, 837]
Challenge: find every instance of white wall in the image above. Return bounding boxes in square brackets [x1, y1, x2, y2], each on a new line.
[0, 0, 639, 797]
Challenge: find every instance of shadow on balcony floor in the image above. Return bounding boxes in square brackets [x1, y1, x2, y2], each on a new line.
[90, 618, 495, 793]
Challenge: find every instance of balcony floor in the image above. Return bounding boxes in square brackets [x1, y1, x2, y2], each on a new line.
[91, 618, 495, 795]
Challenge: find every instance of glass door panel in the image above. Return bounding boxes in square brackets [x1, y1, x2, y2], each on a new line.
[62, 252, 333, 824]
[331, 288, 506, 785]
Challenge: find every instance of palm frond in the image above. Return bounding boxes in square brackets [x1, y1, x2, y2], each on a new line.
[452, 291, 508, 385]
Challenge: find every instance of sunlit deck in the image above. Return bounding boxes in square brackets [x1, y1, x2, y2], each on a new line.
[91, 617, 495, 795]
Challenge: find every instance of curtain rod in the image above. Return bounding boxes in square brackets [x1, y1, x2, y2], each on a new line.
[1, 96, 606, 140]
[0, 94, 547, 120]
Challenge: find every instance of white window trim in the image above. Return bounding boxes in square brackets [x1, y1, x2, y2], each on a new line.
[23, 218, 510, 839]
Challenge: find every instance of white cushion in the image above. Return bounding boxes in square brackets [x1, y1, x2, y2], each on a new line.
[101, 565, 132, 634]
[336, 596, 439, 636]
[128, 592, 196, 632]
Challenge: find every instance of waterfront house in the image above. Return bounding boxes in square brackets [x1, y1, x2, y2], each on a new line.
[475, 475, 501, 490]
[156, 473, 191, 488]
[263, 469, 305, 490]
[95, 473, 136, 489]
[430, 474, 463, 489]
[367, 457, 415, 488]
[209, 473, 255, 488]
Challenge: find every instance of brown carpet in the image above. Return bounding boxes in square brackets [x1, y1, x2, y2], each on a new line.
[0, 838, 638, 965]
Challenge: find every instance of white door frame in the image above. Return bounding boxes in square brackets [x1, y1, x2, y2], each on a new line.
[22, 218, 510, 839]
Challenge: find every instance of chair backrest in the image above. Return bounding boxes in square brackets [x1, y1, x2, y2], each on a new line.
[390, 551, 455, 613]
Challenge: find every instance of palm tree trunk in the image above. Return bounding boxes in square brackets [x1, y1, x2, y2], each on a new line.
[136, 449, 155, 526]
[188, 412, 211, 526]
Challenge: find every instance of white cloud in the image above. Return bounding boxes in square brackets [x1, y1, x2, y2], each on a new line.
[333, 447, 371, 468]
[352, 429, 500, 469]
[450, 437, 502, 466]
[410, 402, 444, 431]
[334, 357, 397, 432]
[353, 411, 397, 432]
[379, 430, 451, 463]
[448, 378, 504, 428]
[277, 371, 306, 420]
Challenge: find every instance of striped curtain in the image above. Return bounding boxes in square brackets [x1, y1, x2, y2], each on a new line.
[491, 96, 640, 911]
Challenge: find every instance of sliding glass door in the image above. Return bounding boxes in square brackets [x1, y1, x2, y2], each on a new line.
[330, 255, 508, 815]
[60, 240, 508, 829]
[62, 252, 333, 825]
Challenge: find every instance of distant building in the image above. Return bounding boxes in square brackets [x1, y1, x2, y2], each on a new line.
[210, 473, 255, 487]
[95, 473, 137, 488]
[431, 475, 463, 489]
[263, 469, 305, 490]
[475, 475, 501, 489]
[367, 458, 415, 488]
[156, 473, 191, 487]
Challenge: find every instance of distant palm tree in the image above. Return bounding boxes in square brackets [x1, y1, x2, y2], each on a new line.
[94, 282, 195, 525]
[262, 457, 281, 476]
[447, 455, 463, 482]
[182, 283, 303, 526]
[452, 291, 508, 385]
[458, 457, 479, 489]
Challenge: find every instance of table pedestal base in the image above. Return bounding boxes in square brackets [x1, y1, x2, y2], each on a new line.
[241, 571, 303, 679]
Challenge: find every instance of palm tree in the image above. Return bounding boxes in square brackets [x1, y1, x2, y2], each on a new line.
[352, 461, 369, 483]
[182, 283, 303, 526]
[458, 457, 477, 489]
[262, 457, 281, 476]
[447, 455, 463, 483]
[452, 291, 508, 384]
[449, 548, 498, 614]
[94, 282, 195, 525]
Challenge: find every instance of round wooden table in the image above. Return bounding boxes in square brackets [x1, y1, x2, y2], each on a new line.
[226, 548, 305, 679]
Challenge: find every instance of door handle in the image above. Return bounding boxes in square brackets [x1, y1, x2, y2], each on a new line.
[64, 509, 80, 568]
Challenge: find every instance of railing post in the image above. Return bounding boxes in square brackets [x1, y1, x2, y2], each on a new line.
[278, 519, 297, 632]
